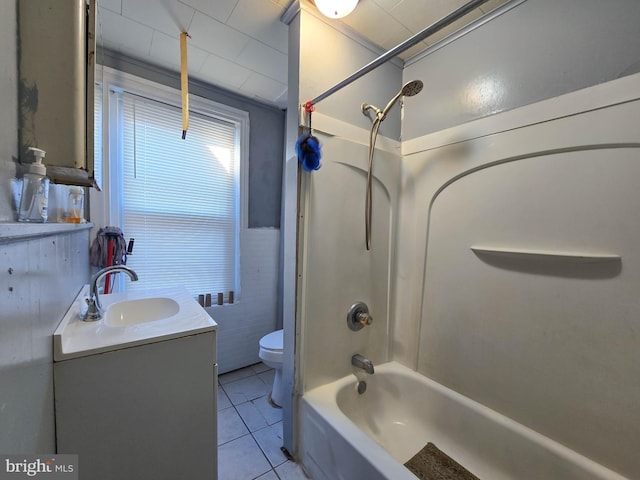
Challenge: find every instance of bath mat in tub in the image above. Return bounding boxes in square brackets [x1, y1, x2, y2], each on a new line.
[404, 442, 480, 480]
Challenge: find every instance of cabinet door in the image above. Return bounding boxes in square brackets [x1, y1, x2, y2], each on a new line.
[55, 332, 217, 480]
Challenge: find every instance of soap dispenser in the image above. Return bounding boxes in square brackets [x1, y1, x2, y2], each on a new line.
[18, 147, 50, 223]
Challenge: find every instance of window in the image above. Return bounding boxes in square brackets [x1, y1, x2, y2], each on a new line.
[100, 69, 248, 297]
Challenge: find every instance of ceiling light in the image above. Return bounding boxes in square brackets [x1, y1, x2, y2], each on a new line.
[314, 0, 359, 19]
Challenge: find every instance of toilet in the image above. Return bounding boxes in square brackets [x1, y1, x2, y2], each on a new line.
[258, 329, 284, 407]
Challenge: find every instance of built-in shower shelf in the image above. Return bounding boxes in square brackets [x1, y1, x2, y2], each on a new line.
[470, 246, 621, 263]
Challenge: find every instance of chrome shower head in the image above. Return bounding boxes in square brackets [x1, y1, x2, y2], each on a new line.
[380, 79, 423, 119]
[361, 80, 423, 123]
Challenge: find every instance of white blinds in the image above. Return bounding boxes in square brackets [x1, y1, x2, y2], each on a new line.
[94, 83, 103, 188]
[117, 91, 239, 296]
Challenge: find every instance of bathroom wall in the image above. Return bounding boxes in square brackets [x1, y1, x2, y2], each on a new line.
[393, 0, 640, 376]
[0, 227, 91, 453]
[396, 0, 640, 375]
[208, 228, 280, 373]
[296, 8, 404, 142]
[402, 0, 640, 139]
[2, 4, 109, 457]
[0, 3, 95, 453]
[295, 7, 403, 392]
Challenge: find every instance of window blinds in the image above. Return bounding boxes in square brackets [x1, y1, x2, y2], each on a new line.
[117, 91, 239, 296]
[94, 83, 103, 188]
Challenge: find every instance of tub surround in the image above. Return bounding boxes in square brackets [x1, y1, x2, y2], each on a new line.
[294, 6, 640, 473]
[297, 134, 399, 392]
[395, 75, 640, 478]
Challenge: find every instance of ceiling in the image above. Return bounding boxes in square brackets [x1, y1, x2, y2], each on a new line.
[97, 0, 509, 109]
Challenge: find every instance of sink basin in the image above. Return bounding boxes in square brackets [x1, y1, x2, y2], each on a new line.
[104, 297, 180, 327]
[53, 285, 217, 361]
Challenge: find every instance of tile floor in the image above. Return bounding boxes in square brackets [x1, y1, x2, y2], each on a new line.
[218, 363, 310, 480]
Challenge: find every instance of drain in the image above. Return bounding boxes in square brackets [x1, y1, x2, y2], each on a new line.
[357, 381, 367, 394]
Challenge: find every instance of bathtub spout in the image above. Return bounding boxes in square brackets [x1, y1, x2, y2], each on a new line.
[351, 354, 374, 374]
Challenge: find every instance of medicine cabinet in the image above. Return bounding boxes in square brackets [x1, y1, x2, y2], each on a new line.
[18, 0, 98, 188]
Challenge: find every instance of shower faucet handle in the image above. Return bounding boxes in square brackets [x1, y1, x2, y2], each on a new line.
[347, 302, 372, 331]
[356, 311, 373, 326]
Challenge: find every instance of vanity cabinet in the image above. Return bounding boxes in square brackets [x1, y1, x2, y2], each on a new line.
[54, 331, 217, 480]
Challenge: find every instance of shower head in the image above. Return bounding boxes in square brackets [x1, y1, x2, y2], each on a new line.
[361, 80, 423, 123]
[380, 79, 423, 119]
[401, 79, 424, 97]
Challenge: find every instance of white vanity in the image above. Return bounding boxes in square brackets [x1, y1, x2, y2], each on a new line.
[53, 286, 218, 480]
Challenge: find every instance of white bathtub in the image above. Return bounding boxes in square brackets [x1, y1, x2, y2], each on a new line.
[300, 362, 627, 480]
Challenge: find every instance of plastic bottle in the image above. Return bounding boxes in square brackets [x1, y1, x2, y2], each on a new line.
[18, 147, 50, 223]
[65, 187, 85, 223]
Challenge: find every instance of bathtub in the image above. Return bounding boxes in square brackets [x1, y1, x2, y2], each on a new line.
[300, 362, 626, 480]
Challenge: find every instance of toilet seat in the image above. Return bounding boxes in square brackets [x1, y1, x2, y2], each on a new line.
[259, 330, 283, 352]
[259, 329, 283, 366]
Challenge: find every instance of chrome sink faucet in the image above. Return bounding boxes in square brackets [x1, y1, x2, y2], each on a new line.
[83, 265, 139, 322]
[351, 354, 374, 374]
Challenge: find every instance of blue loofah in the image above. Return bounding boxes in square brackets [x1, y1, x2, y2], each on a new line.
[295, 133, 322, 171]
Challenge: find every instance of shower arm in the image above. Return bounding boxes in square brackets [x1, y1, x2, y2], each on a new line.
[362, 95, 402, 124]
[361, 103, 382, 121]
